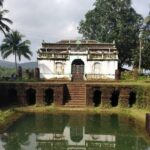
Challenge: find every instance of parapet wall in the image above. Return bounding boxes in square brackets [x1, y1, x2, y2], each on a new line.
[0, 82, 149, 109]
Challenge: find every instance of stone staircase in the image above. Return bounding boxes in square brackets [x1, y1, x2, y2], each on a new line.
[64, 83, 86, 108]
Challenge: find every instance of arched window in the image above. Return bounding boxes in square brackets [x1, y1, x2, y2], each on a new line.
[111, 89, 120, 107]
[26, 88, 36, 105]
[128, 91, 136, 107]
[94, 62, 101, 74]
[56, 62, 64, 74]
[93, 90, 101, 107]
[8, 88, 18, 105]
[44, 88, 54, 105]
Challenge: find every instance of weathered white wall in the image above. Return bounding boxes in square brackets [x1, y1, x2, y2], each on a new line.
[38, 55, 118, 80]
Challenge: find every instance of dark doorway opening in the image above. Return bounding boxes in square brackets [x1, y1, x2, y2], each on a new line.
[26, 88, 36, 105]
[93, 90, 101, 107]
[71, 59, 84, 81]
[129, 91, 136, 107]
[44, 88, 54, 105]
[111, 89, 120, 107]
[70, 127, 83, 143]
[8, 88, 18, 105]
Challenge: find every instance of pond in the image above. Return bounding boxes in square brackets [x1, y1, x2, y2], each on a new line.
[0, 113, 150, 150]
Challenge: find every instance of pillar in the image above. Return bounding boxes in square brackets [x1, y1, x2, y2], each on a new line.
[119, 87, 131, 107]
[17, 86, 27, 106]
[146, 113, 150, 135]
[101, 87, 114, 108]
[35, 67, 40, 80]
[54, 86, 63, 106]
[36, 87, 44, 105]
[115, 69, 121, 80]
[86, 86, 94, 106]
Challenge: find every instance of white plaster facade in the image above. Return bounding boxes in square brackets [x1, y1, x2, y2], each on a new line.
[37, 126, 116, 148]
[37, 40, 118, 80]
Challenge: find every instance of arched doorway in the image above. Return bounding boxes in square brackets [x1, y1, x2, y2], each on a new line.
[93, 90, 101, 107]
[26, 88, 36, 105]
[128, 91, 136, 107]
[8, 88, 18, 105]
[44, 88, 54, 105]
[70, 127, 83, 143]
[111, 89, 120, 107]
[71, 59, 84, 81]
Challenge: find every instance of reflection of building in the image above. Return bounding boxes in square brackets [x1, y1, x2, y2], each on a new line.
[1, 114, 149, 150]
[37, 40, 118, 80]
[37, 127, 116, 149]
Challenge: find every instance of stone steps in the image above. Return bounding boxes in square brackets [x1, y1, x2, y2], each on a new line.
[64, 83, 86, 108]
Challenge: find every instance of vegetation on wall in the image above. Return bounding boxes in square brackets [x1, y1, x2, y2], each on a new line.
[0, 66, 15, 78]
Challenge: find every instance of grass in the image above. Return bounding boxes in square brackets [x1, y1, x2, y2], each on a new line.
[0, 109, 23, 132]
[0, 104, 150, 132]
[14, 105, 150, 126]
[0, 109, 14, 123]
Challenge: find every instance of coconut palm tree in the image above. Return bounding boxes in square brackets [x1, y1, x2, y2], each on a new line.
[0, 9, 13, 35]
[0, 30, 32, 73]
[0, 0, 3, 7]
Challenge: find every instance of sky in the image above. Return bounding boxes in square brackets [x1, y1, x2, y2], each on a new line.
[0, 0, 150, 63]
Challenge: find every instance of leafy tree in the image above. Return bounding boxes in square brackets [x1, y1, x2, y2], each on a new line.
[134, 12, 150, 70]
[0, 30, 32, 73]
[78, 0, 143, 69]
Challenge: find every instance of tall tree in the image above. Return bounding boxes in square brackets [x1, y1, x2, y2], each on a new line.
[0, 30, 32, 73]
[134, 12, 150, 70]
[0, 9, 12, 35]
[0, 0, 3, 7]
[78, 0, 143, 69]
[0, 0, 12, 35]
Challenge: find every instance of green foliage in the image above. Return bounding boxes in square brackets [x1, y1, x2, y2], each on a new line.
[0, 67, 39, 82]
[78, 0, 143, 67]
[121, 69, 139, 80]
[121, 71, 135, 80]
[134, 86, 145, 108]
[134, 14, 150, 70]
[0, 110, 13, 122]
[134, 85, 150, 109]
[0, 0, 3, 6]
[0, 4, 13, 35]
[0, 66, 15, 78]
[0, 30, 32, 73]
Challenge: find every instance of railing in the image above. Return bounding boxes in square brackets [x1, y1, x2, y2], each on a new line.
[85, 74, 115, 79]
[88, 54, 118, 60]
[39, 53, 69, 59]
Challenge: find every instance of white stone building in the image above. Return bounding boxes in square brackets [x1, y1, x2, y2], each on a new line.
[37, 40, 118, 80]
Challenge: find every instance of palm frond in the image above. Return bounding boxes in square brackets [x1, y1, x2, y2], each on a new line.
[0, 25, 6, 35]
[0, 9, 13, 36]
[0, 9, 9, 15]
[1, 17, 13, 24]
[0, 0, 3, 6]
[2, 48, 13, 59]
[1, 30, 32, 62]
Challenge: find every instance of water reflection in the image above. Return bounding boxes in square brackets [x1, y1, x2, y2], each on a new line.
[0, 113, 150, 150]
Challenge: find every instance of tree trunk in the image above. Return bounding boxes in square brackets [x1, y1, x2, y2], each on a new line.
[15, 51, 17, 74]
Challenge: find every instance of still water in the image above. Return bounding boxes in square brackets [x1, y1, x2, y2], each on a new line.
[0, 113, 150, 150]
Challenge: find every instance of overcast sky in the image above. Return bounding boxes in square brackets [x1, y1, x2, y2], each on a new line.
[0, 0, 150, 63]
